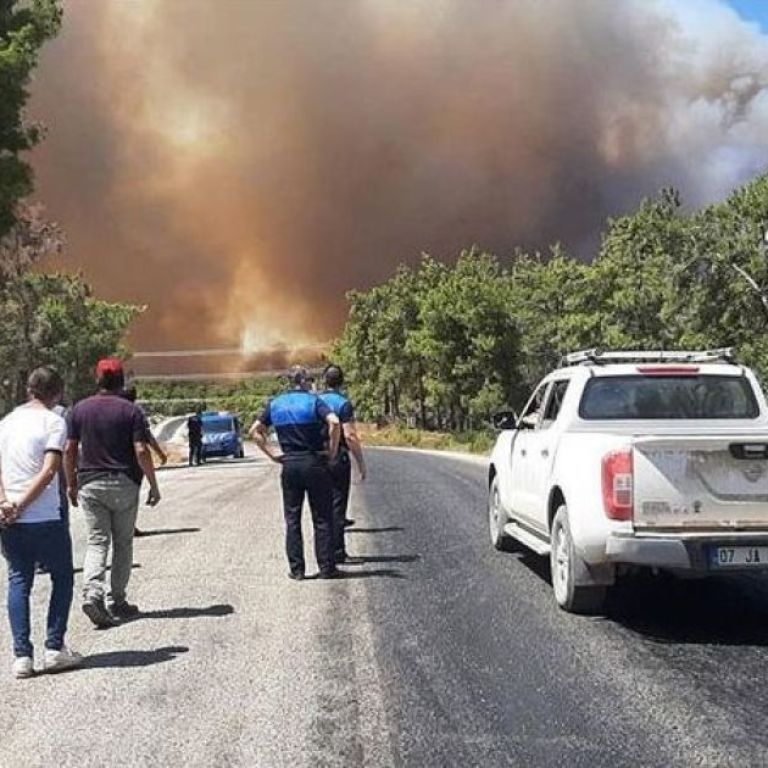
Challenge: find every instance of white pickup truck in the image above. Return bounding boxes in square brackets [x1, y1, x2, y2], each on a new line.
[488, 349, 768, 614]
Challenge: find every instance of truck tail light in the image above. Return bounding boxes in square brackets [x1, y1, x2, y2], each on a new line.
[602, 449, 633, 521]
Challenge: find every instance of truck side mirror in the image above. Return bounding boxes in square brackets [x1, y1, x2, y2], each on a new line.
[493, 410, 518, 431]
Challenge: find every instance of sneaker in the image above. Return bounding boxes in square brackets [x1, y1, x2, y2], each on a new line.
[109, 601, 140, 619]
[12, 656, 33, 679]
[44, 646, 83, 673]
[287, 571, 305, 581]
[82, 598, 117, 628]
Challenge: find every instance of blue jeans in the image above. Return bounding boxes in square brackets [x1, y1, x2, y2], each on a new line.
[1, 521, 74, 658]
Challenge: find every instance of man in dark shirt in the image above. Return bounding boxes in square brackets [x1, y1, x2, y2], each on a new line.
[64, 358, 161, 626]
[320, 364, 367, 564]
[187, 409, 204, 466]
[250, 366, 341, 579]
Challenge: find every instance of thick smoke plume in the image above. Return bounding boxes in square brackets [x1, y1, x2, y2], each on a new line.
[29, 0, 768, 353]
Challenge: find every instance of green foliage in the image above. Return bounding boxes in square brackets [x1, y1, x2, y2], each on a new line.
[0, 0, 62, 236]
[136, 377, 282, 426]
[0, 2, 141, 412]
[336, 248, 523, 429]
[0, 272, 142, 404]
[335, 174, 768, 429]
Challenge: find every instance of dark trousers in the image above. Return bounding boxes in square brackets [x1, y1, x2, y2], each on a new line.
[189, 441, 203, 466]
[329, 451, 351, 558]
[280, 455, 335, 576]
[1, 521, 74, 657]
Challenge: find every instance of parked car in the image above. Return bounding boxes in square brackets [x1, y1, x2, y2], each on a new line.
[201, 411, 244, 459]
[488, 349, 768, 614]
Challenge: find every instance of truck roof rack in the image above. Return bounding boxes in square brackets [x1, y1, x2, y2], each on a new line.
[561, 348, 736, 366]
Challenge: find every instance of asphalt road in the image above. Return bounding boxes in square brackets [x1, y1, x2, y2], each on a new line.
[2, 448, 768, 767]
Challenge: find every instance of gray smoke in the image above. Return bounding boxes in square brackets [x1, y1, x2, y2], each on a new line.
[28, 0, 768, 352]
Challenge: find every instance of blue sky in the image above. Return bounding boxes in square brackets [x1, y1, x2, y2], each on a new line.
[724, 0, 768, 31]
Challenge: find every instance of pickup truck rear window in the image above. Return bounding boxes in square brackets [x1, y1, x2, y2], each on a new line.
[579, 375, 760, 420]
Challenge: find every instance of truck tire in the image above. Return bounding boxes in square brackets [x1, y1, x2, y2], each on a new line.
[550, 504, 607, 615]
[489, 475, 514, 552]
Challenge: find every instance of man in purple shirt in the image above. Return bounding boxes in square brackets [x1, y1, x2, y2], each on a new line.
[64, 358, 161, 627]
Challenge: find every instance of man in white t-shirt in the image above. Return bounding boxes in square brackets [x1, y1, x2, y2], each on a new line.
[0, 367, 82, 678]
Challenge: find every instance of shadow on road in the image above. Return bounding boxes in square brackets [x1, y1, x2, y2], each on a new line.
[347, 526, 404, 534]
[344, 554, 420, 565]
[608, 575, 768, 646]
[513, 548, 768, 646]
[134, 527, 201, 537]
[336, 568, 406, 580]
[73, 563, 141, 575]
[129, 604, 235, 621]
[81, 645, 189, 669]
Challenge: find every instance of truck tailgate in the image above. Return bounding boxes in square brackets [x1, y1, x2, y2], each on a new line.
[633, 435, 768, 530]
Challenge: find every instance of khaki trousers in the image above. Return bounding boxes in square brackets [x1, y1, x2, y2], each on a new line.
[79, 474, 140, 605]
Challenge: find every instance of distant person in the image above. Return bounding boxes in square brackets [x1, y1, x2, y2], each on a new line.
[64, 358, 161, 627]
[121, 386, 168, 467]
[0, 367, 82, 678]
[249, 365, 341, 580]
[320, 364, 367, 564]
[121, 385, 167, 537]
[187, 408, 204, 467]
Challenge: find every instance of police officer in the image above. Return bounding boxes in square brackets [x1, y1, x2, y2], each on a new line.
[187, 407, 204, 466]
[320, 364, 367, 564]
[250, 366, 341, 580]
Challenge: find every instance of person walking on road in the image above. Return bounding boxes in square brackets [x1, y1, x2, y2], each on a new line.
[121, 385, 167, 537]
[64, 358, 161, 627]
[250, 365, 341, 580]
[319, 364, 367, 564]
[187, 407, 204, 467]
[0, 367, 82, 678]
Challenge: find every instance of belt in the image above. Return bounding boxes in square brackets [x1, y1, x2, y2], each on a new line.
[281, 451, 328, 461]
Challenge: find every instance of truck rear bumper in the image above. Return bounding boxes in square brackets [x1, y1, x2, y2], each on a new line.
[605, 533, 768, 572]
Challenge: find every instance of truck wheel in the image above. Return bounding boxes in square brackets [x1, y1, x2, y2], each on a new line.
[550, 504, 606, 615]
[489, 476, 513, 551]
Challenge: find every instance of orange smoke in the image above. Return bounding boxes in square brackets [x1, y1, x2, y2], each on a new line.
[28, 0, 768, 352]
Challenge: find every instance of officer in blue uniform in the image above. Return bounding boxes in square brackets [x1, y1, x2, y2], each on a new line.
[320, 364, 367, 564]
[250, 366, 341, 580]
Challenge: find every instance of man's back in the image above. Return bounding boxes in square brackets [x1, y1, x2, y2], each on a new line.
[187, 414, 202, 441]
[0, 404, 66, 522]
[67, 393, 146, 484]
[319, 390, 354, 448]
[267, 390, 329, 454]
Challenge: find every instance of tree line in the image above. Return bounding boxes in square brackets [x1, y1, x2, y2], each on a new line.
[334, 180, 768, 430]
[0, 1, 139, 411]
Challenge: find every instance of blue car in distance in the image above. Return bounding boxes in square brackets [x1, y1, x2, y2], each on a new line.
[201, 411, 244, 460]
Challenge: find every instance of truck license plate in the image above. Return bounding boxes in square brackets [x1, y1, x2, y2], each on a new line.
[710, 546, 768, 568]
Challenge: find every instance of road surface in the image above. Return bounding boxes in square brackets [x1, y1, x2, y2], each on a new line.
[1, 448, 768, 767]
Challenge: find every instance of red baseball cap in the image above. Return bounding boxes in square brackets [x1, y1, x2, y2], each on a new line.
[96, 358, 124, 377]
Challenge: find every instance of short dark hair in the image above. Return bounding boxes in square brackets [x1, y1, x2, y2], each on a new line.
[121, 385, 137, 402]
[288, 365, 311, 387]
[27, 366, 64, 402]
[323, 364, 344, 389]
[98, 369, 125, 392]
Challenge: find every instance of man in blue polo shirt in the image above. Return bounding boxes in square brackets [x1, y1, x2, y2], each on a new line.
[320, 364, 367, 564]
[250, 366, 341, 580]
